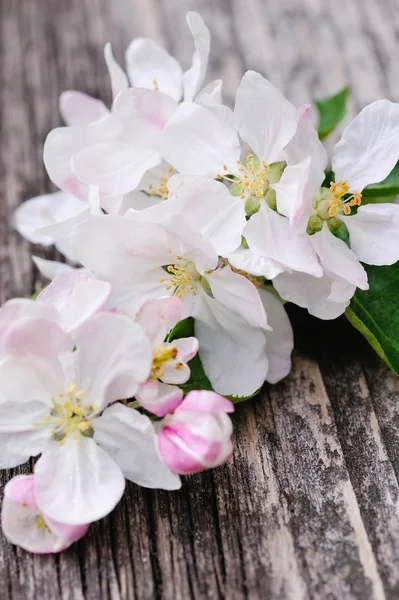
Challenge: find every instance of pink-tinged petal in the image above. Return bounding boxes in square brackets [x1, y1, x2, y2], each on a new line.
[173, 337, 199, 362]
[93, 403, 181, 489]
[135, 296, 184, 345]
[72, 140, 161, 196]
[1, 316, 73, 359]
[72, 312, 152, 409]
[114, 88, 178, 151]
[332, 99, 399, 192]
[126, 38, 183, 102]
[59, 91, 109, 126]
[234, 71, 297, 163]
[341, 204, 399, 266]
[37, 272, 111, 333]
[0, 298, 58, 342]
[183, 12, 211, 102]
[310, 224, 369, 290]
[274, 157, 314, 236]
[2, 475, 89, 553]
[179, 390, 234, 414]
[159, 102, 241, 177]
[136, 380, 184, 417]
[104, 43, 129, 101]
[32, 256, 81, 281]
[206, 265, 270, 330]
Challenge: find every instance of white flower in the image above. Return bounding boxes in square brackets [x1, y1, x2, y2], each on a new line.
[0, 312, 180, 525]
[70, 213, 277, 397]
[274, 99, 399, 318]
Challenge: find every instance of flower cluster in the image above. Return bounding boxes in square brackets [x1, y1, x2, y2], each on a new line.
[4, 11, 399, 553]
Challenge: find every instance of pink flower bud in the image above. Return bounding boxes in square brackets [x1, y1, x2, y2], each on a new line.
[1, 475, 90, 554]
[157, 390, 234, 475]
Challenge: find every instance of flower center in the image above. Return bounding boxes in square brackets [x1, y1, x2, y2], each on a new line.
[160, 256, 200, 298]
[147, 167, 175, 199]
[325, 180, 362, 217]
[34, 383, 97, 444]
[234, 155, 269, 200]
[151, 344, 178, 379]
[36, 514, 52, 533]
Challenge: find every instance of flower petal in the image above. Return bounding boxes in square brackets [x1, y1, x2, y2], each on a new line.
[341, 203, 399, 266]
[104, 43, 129, 101]
[93, 403, 181, 489]
[159, 102, 240, 177]
[126, 38, 183, 101]
[183, 12, 211, 102]
[273, 270, 356, 319]
[135, 296, 184, 345]
[0, 402, 49, 468]
[274, 157, 314, 235]
[34, 437, 125, 525]
[227, 247, 285, 280]
[206, 265, 270, 330]
[0, 355, 64, 405]
[59, 91, 108, 126]
[332, 99, 399, 192]
[136, 380, 184, 417]
[179, 390, 234, 413]
[258, 288, 293, 383]
[311, 224, 368, 290]
[174, 337, 199, 362]
[245, 204, 323, 277]
[72, 312, 152, 409]
[32, 256, 81, 281]
[234, 70, 297, 163]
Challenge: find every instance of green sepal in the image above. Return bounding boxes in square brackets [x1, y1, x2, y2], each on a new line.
[329, 219, 350, 246]
[315, 86, 350, 140]
[268, 161, 286, 184]
[361, 161, 399, 199]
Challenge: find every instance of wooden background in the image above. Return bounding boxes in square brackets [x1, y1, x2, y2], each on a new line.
[1, 0, 399, 598]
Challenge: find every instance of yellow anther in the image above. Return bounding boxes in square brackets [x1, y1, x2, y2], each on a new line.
[70, 406, 86, 417]
[66, 383, 76, 396]
[327, 180, 362, 217]
[153, 79, 159, 91]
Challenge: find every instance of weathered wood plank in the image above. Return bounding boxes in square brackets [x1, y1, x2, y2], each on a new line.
[1, 0, 399, 598]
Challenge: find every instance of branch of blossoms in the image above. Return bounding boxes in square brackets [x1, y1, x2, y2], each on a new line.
[2, 10, 399, 552]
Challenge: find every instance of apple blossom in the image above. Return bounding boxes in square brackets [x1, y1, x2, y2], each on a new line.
[157, 391, 234, 475]
[134, 297, 199, 417]
[2, 475, 89, 553]
[0, 312, 180, 525]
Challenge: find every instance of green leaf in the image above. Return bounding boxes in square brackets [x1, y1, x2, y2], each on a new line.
[315, 86, 350, 140]
[361, 161, 399, 199]
[167, 318, 262, 403]
[346, 262, 399, 374]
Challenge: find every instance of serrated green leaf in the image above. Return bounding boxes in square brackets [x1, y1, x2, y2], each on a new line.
[315, 86, 350, 140]
[346, 263, 399, 374]
[167, 317, 262, 403]
[362, 161, 399, 199]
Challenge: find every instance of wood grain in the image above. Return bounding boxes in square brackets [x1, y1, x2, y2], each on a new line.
[0, 0, 399, 598]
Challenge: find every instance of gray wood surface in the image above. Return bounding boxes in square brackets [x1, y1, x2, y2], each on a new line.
[1, 0, 399, 598]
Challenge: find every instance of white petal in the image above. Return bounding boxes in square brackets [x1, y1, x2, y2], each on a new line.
[227, 247, 285, 280]
[109, 273, 174, 316]
[183, 12, 211, 102]
[114, 88, 178, 150]
[341, 204, 399, 266]
[311, 224, 368, 290]
[34, 437, 125, 525]
[72, 312, 152, 409]
[1, 316, 73, 359]
[174, 337, 199, 362]
[0, 355, 64, 405]
[134, 296, 184, 345]
[32, 256, 81, 281]
[37, 272, 111, 333]
[93, 404, 181, 489]
[166, 175, 246, 255]
[160, 360, 191, 385]
[245, 204, 323, 277]
[195, 79, 223, 108]
[285, 103, 327, 188]
[234, 71, 297, 163]
[159, 102, 240, 177]
[14, 191, 86, 246]
[72, 140, 161, 196]
[0, 298, 59, 342]
[258, 289, 293, 384]
[59, 91, 108, 126]
[126, 38, 183, 102]
[274, 157, 314, 235]
[194, 289, 268, 397]
[207, 265, 270, 329]
[104, 43, 129, 101]
[0, 401, 49, 468]
[332, 99, 399, 191]
[273, 271, 356, 320]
